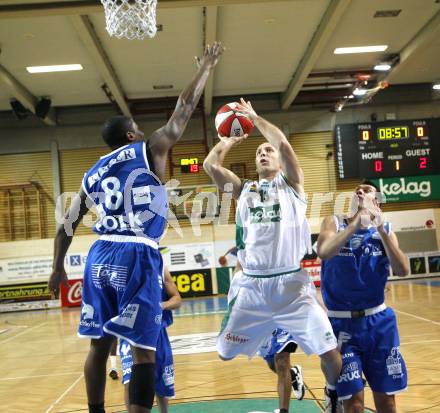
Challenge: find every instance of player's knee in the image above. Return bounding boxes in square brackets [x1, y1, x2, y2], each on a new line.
[129, 363, 155, 410]
[89, 337, 114, 361]
[343, 392, 364, 413]
[374, 393, 396, 413]
[131, 346, 155, 364]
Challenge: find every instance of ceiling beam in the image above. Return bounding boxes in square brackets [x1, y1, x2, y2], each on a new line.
[386, 10, 440, 84]
[71, 15, 131, 117]
[203, 6, 218, 115]
[280, 0, 351, 110]
[0, 0, 297, 19]
[0, 63, 57, 125]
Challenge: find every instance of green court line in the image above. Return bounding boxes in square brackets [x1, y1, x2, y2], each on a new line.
[116, 398, 322, 413]
[174, 310, 226, 318]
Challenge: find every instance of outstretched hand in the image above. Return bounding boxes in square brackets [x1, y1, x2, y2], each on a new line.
[195, 41, 225, 69]
[235, 97, 258, 122]
[48, 268, 69, 299]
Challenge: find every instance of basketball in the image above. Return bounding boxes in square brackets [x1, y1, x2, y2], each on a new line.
[215, 102, 254, 137]
[218, 255, 228, 266]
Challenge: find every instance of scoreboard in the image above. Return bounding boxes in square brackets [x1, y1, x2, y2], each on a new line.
[335, 118, 440, 179]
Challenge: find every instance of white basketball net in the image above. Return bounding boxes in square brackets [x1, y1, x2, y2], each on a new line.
[101, 0, 158, 40]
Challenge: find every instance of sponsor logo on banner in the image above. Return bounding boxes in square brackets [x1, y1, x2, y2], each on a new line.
[0, 253, 87, 286]
[0, 282, 51, 302]
[170, 269, 213, 298]
[372, 175, 440, 202]
[301, 258, 321, 286]
[410, 256, 427, 275]
[60, 279, 83, 307]
[169, 332, 218, 355]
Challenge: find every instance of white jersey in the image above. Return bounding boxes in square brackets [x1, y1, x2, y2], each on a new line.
[236, 172, 311, 276]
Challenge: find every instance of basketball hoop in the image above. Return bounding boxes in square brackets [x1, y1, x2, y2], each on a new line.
[101, 0, 158, 40]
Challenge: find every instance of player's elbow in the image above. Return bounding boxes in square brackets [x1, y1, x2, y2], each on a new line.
[174, 295, 183, 309]
[394, 262, 410, 277]
[317, 244, 332, 261]
[203, 159, 216, 176]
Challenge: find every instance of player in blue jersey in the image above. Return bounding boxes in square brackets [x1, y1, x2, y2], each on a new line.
[120, 266, 181, 413]
[48, 42, 224, 413]
[259, 328, 305, 411]
[317, 180, 410, 413]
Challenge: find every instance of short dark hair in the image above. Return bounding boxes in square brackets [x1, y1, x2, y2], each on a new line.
[101, 116, 134, 149]
[360, 179, 379, 192]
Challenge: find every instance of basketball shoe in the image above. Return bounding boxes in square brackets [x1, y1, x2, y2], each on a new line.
[290, 365, 305, 400]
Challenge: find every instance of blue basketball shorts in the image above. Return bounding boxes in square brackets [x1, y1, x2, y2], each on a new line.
[259, 328, 298, 363]
[330, 307, 407, 399]
[78, 238, 163, 350]
[119, 328, 175, 398]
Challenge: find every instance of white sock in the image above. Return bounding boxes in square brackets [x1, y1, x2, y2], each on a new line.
[110, 355, 117, 370]
[326, 383, 336, 391]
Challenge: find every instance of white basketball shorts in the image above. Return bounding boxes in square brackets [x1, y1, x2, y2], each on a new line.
[217, 270, 337, 359]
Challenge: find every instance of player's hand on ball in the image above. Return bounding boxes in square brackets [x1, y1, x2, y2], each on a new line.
[352, 208, 373, 229]
[370, 203, 385, 229]
[48, 268, 69, 299]
[195, 41, 225, 69]
[218, 133, 248, 145]
[236, 98, 258, 121]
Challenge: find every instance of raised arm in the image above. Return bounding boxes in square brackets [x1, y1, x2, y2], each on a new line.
[372, 205, 409, 277]
[162, 267, 182, 311]
[48, 188, 90, 297]
[203, 136, 247, 200]
[317, 213, 365, 260]
[148, 42, 224, 176]
[236, 98, 304, 197]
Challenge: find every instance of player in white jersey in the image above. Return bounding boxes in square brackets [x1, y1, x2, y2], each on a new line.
[204, 98, 342, 413]
[48, 43, 224, 413]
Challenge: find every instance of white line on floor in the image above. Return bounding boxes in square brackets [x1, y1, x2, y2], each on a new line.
[44, 374, 84, 413]
[0, 371, 84, 381]
[401, 339, 440, 346]
[394, 309, 440, 326]
[0, 321, 48, 345]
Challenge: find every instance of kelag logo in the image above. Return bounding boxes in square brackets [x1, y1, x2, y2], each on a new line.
[170, 269, 213, 298]
[372, 175, 440, 202]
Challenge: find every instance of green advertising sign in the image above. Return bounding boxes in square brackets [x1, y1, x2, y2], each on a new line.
[371, 175, 440, 202]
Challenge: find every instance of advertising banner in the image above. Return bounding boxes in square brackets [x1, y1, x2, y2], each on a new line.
[162, 243, 215, 271]
[0, 253, 87, 285]
[170, 269, 213, 298]
[60, 279, 84, 307]
[0, 282, 51, 302]
[371, 175, 440, 202]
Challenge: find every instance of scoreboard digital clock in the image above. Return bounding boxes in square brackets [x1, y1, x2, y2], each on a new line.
[335, 118, 440, 179]
[180, 157, 199, 173]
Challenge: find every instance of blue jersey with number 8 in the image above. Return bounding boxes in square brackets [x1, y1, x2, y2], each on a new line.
[82, 142, 167, 242]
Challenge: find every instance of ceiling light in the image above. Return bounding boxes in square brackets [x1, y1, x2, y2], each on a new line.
[374, 63, 391, 71]
[433, 83, 440, 90]
[334, 45, 388, 54]
[26, 64, 83, 73]
[353, 88, 367, 96]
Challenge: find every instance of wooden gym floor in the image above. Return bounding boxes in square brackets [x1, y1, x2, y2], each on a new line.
[0, 278, 439, 413]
